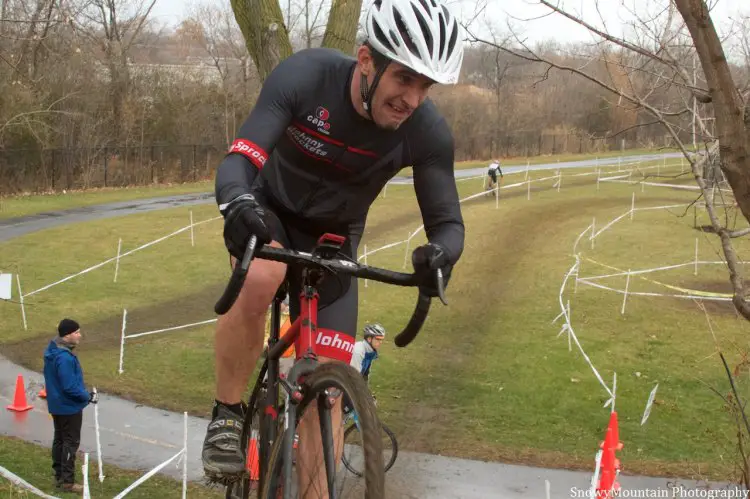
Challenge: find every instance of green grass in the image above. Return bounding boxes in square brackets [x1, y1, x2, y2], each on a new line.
[0, 181, 212, 220]
[1, 161, 747, 481]
[0, 436, 223, 498]
[359, 170, 750, 480]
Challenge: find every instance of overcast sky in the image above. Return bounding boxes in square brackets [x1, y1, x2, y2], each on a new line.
[150, 0, 748, 46]
[469, 0, 747, 44]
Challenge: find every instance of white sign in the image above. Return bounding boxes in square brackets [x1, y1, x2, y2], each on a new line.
[0, 274, 11, 300]
[641, 383, 659, 425]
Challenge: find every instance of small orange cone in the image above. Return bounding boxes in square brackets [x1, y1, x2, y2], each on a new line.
[39, 386, 47, 399]
[246, 429, 260, 481]
[6, 374, 33, 412]
[596, 411, 623, 499]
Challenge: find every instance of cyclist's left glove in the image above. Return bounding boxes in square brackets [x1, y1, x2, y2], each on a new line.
[411, 242, 452, 297]
[220, 193, 273, 260]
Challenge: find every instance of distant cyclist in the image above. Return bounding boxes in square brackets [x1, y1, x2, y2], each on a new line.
[349, 323, 386, 382]
[486, 159, 503, 191]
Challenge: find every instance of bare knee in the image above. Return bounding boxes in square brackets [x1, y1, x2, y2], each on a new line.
[220, 241, 287, 322]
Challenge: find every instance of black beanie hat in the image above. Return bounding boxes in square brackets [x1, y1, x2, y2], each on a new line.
[58, 318, 80, 337]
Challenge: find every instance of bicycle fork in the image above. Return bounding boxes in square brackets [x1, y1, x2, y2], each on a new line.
[282, 395, 297, 497]
[279, 382, 339, 499]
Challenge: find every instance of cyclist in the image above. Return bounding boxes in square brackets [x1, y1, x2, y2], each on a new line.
[486, 159, 503, 192]
[343, 323, 386, 415]
[203, 0, 466, 493]
[350, 323, 386, 382]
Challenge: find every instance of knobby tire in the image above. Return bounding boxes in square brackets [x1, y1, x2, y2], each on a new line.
[260, 363, 385, 499]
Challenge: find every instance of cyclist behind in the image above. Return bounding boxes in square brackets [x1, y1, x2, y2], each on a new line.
[349, 323, 386, 382]
[203, 0, 466, 493]
[486, 159, 503, 191]
[343, 324, 385, 416]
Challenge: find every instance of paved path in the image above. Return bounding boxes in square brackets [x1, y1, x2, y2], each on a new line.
[0, 192, 215, 242]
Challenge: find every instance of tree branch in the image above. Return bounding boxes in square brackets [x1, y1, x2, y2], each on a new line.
[123, 0, 157, 53]
[728, 228, 750, 238]
[468, 18, 750, 321]
[538, 0, 711, 103]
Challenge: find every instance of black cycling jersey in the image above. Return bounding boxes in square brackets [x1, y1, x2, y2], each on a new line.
[215, 47, 464, 264]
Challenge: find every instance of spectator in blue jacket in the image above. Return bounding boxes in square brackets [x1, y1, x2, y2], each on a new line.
[43, 318, 98, 493]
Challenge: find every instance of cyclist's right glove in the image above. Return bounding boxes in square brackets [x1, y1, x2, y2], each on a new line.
[220, 194, 272, 260]
[411, 242, 452, 297]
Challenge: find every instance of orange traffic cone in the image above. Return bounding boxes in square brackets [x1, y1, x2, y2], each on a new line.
[596, 411, 623, 499]
[246, 429, 260, 481]
[6, 374, 33, 412]
[39, 386, 47, 399]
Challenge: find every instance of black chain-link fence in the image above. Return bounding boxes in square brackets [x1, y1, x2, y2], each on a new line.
[455, 131, 687, 162]
[0, 144, 226, 195]
[1, 132, 689, 195]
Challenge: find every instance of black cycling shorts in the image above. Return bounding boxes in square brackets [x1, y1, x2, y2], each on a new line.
[489, 170, 498, 183]
[253, 189, 361, 364]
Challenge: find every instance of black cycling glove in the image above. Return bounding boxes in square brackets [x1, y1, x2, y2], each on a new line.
[220, 194, 272, 260]
[411, 243, 452, 297]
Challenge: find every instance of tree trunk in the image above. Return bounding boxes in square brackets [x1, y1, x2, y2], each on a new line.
[30, 0, 56, 81]
[16, 0, 49, 80]
[230, 0, 292, 82]
[305, 0, 310, 48]
[0, 0, 7, 34]
[674, 0, 750, 223]
[232, 0, 361, 78]
[106, 45, 129, 143]
[321, 0, 362, 55]
[108, 52, 130, 143]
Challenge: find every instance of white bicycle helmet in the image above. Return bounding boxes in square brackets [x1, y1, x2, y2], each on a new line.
[364, 0, 464, 85]
[363, 323, 387, 339]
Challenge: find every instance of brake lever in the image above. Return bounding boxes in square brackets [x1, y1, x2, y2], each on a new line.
[213, 235, 258, 315]
[435, 268, 448, 306]
[239, 234, 258, 272]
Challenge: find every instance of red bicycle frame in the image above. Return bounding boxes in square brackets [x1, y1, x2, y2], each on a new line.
[266, 232, 347, 367]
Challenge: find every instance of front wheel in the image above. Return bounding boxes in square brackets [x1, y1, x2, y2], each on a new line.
[260, 362, 385, 499]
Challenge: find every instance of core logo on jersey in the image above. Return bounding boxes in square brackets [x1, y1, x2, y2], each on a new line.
[229, 138, 267, 169]
[307, 106, 331, 135]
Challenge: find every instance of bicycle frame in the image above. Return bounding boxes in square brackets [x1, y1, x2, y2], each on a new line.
[258, 235, 347, 498]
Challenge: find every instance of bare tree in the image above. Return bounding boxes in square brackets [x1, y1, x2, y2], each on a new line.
[467, 0, 750, 320]
[675, 1, 749, 216]
[184, 3, 254, 145]
[0, 0, 77, 84]
[14, 0, 56, 81]
[71, 0, 157, 141]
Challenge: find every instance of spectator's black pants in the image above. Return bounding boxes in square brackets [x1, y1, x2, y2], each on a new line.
[52, 412, 82, 484]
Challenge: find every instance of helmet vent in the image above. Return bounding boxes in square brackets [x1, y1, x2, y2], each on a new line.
[411, 3, 433, 58]
[394, 10, 420, 59]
